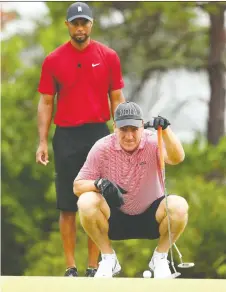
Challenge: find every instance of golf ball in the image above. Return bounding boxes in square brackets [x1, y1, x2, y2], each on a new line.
[143, 270, 152, 278]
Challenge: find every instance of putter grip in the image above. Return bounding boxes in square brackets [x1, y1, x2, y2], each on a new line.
[157, 127, 164, 170]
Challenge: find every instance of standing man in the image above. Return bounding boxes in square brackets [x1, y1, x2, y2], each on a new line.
[36, 2, 125, 277]
[74, 101, 188, 278]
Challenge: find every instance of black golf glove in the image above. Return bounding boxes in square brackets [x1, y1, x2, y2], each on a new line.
[94, 178, 126, 208]
[144, 116, 170, 130]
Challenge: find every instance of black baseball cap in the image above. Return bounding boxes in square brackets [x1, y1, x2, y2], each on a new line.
[67, 2, 93, 22]
[114, 101, 144, 128]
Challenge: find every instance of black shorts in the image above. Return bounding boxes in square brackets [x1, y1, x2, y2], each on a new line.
[108, 196, 165, 240]
[52, 123, 110, 212]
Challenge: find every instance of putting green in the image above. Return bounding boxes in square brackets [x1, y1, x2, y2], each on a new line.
[1, 276, 226, 292]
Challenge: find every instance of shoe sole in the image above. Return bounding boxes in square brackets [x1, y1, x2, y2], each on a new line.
[94, 268, 121, 278]
[113, 269, 121, 276]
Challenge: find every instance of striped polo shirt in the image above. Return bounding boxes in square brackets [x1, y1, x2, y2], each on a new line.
[77, 130, 165, 215]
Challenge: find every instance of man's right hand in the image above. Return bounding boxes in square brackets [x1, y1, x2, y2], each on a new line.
[94, 178, 126, 208]
[36, 142, 49, 166]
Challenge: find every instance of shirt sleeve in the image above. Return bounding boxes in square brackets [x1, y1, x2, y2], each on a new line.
[109, 51, 124, 91]
[76, 142, 103, 180]
[38, 56, 57, 95]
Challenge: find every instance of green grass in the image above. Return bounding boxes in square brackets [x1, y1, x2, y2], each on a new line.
[1, 277, 226, 292]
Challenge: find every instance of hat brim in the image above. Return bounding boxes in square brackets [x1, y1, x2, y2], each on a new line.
[68, 15, 93, 22]
[115, 119, 143, 128]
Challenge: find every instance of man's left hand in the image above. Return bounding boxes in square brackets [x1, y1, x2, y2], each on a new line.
[153, 115, 170, 130]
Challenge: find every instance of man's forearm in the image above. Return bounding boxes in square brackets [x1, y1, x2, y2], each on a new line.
[38, 99, 53, 143]
[162, 127, 185, 164]
[110, 90, 125, 118]
[73, 179, 98, 197]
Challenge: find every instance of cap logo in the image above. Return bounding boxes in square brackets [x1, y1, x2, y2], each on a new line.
[78, 6, 82, 12]
[119, 108, 138, 116]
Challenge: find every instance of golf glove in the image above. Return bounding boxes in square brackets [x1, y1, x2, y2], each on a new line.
[144, 116, 170, 130]
[94, 178, 126, 208]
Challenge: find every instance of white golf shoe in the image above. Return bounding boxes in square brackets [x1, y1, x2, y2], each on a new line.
[149, 251, 172, 279]
[94, 253, 121, 278]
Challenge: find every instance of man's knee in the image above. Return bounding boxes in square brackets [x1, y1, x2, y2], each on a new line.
[77, 192, 101, 216]
[167, 195, 189, 221]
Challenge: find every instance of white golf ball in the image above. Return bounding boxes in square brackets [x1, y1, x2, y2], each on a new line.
[143, 270, 152, 278]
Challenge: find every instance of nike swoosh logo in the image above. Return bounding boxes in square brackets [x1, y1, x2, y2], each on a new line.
[92, 63, 100, 67]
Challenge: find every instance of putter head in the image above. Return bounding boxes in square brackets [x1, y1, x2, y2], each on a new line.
[178, 262, 195, 268]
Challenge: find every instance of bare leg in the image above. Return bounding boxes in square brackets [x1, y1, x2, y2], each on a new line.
[155, 195, 188, 253]
[77, 192, 113, 254]
[59, 211, 76, 268]
[87, 237, 99, 268]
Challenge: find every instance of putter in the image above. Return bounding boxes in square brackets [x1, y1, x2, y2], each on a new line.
[173, 243, 195, 268]
[158, 126, 195, 270]
[157, 126, 195, 277]
[158, 126, 181, 278]
[143, 121, 194, 279]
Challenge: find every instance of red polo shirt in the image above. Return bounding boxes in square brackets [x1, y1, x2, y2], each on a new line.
[38, 40, 124, 127]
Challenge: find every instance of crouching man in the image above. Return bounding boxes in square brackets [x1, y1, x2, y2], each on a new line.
[73, 101, 188, 278]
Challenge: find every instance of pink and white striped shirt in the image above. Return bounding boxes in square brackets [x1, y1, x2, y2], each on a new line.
[77, 130, 164, 215]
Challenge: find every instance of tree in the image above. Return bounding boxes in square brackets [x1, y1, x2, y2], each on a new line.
[206, 3, 226, 145]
